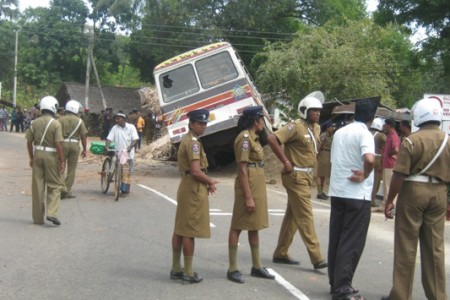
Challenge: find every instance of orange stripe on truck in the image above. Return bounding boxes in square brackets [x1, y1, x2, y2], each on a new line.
[163, 85, 252, 126]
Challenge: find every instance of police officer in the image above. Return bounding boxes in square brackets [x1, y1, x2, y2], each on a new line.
[382, 98, 450, 300]
[269, 92, 327, 269]
[370, 117, 386, 207]
[316, 121, 335, 200]
[170, 109, 218, 284]
[227, 106, 274, 284]
[25, 96, 65, 226]
[59, 100, 88, 199]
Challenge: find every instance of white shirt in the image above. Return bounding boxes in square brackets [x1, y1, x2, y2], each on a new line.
[107, 123, 139, 159]
[329, 121, 375, 201]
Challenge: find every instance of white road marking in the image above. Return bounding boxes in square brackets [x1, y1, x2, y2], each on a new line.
[139, 184, 312, 299]
[267, 268, 310, 300]
[210, 212, 232, 216]
[137, 183, 216, 228]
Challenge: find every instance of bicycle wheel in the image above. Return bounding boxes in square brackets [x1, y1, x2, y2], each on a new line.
[101, 157, 112, 194]
[114, 161, 122, 201]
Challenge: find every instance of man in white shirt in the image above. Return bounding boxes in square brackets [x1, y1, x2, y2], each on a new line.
[105, 112, 139, 197]
[328, 99, 378, 300]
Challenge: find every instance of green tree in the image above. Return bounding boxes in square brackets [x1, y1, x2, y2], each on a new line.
[127, 0, 370, 82]
[18, 0, 89, 87]
[0, 20, 16, 87]
[0, 0, 19, 20]
[255, 19, 419, 114]
[374, 0, 450, 82]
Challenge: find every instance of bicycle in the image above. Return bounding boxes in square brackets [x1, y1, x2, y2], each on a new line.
[100, 150, 123, 201]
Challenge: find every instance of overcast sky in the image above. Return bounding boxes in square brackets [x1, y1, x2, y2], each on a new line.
[19, 0, 50, 11]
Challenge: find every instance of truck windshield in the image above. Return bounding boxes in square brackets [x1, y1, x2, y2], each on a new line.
[159, 51, 238, 103]
[160, 64, 200, 103]
[196, 51, 238, 89]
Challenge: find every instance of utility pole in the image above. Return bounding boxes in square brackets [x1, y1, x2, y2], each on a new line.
[84, 28, 107, 110]
[90, 51, 107, 110]
[13, 31, 18, 108]
[84, 29, 94, 110]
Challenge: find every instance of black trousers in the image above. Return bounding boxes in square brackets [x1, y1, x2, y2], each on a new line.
[328, 196, 371, 298]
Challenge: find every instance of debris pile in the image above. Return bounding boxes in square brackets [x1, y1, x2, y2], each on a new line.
[139, 87, 161, 115]
[139, 134, 177, 161]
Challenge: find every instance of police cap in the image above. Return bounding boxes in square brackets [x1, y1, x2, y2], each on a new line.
[187, 109, 209, 123]
[243, 106, 264, 117]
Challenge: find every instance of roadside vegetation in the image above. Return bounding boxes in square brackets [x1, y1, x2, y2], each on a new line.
[0, 0, 449, 113]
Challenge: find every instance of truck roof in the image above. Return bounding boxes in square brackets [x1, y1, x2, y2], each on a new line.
[154, 42, 231, 72]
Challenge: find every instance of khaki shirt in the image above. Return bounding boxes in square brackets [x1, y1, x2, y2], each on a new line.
[370, 129, 386, 155]
[319, 132, 333, 151]
[59, 114, 88, 140]
[128, 113, 138, 126]
[394, 124, 450, 182]
[177, 131, 208, 174]
[234, 130, 264, 164]
[275, 119, 320, 167]
[25, 114, 63, 147]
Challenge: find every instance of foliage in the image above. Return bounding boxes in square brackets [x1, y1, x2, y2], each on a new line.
[0, 0, 18, 20]
[1, 0, 449, 113]
[0, 20, 16, 87]
[18, 1, 89, 87]
[374, 0, 450, 80]
[254, 19, 419, 114]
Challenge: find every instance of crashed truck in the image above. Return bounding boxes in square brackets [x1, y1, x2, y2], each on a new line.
[153, 42, 272, 168]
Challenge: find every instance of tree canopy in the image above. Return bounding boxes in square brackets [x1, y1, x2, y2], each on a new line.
[0, 0, 448, 110]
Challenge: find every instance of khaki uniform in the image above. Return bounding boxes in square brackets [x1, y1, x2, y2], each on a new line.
[174, 131, 210, 238]
[273, 119, 325, 264]
[128, 113, 138, 128]
[231, 130, 268, 230]
[59, 114, 88, 195]
[370, 129, 386, 202]
[25, 114, 64, 224]
[388, 124, 450, 300]
[317, 132, 332, 177]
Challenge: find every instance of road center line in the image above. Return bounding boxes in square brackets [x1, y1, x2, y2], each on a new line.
[137, 183, 216, 228]
[139, 183, 313, 298]
[268, 268, 310, 300]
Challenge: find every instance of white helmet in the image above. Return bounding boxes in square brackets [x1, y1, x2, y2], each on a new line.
[371, 117, 384, 131]
[40, 96, 59, 114]
[298, 91, 324, 119]
[65, 100, 82, 114]
[413, 98, 442, 127]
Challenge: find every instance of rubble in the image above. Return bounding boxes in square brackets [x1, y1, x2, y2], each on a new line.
[139, 87, 161, 115]
[138, 134, 176, 161]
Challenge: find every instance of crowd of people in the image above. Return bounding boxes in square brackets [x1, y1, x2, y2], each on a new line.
[169, 93, 450, 300]
[19, 91, 450, 299]
[100, 107, 163, 147]
[0, 104, 40, 132]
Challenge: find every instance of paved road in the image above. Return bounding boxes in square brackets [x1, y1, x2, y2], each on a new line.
[1, 132, 449, 299]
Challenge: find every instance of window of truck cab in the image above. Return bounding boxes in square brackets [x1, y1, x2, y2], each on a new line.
[195, 51, 239, 89]
[160, 64, 199, 103]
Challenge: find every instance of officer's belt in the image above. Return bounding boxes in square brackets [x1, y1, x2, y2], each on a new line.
[404, 174, 441, 184]
[63, 138, 79, 142]
[35, 145, 57, 152]
[248, 161, 264, 168]
[185, 169, 207, 175]
[293, 166, 313, 173]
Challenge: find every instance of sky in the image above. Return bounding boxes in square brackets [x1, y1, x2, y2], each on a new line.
[19, 0, 50, 11]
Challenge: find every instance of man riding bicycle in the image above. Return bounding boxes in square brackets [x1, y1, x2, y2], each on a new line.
[105, 111, 139, 197]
